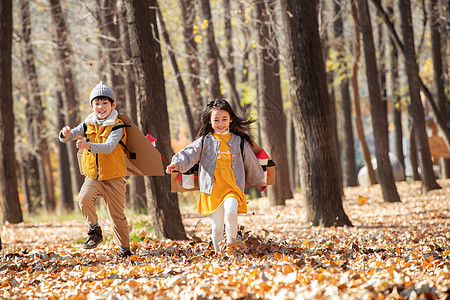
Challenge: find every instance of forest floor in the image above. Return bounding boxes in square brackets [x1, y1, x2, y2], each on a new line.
[1, 179, 450, 299]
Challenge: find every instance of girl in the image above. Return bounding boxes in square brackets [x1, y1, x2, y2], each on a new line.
[166, 99, 267, 253]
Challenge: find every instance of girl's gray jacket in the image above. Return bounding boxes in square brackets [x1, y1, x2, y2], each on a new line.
[170, 133, 265, 194]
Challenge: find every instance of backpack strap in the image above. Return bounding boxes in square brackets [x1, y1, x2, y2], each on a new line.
[111, 124, 136, 159]
[83, 123, 87, 137]
[240, 136, 244, 157]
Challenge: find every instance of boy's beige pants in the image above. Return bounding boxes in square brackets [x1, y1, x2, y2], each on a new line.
[77, 177, 129, 248]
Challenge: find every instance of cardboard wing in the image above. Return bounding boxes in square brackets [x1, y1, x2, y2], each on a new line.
[77, 114, 165, 177]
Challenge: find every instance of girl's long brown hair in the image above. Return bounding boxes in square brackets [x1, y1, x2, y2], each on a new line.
[196, 99, 255, 145]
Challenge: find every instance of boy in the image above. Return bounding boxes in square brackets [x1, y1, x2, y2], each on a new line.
[59, 81, 132, 258]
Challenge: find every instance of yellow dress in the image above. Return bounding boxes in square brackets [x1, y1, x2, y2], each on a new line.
[197, 133, 247, 215]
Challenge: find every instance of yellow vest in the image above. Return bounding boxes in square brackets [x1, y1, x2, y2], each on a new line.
[81, 119, 127, 180]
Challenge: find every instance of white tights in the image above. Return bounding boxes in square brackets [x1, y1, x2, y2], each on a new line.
[210, 197, 238, 252]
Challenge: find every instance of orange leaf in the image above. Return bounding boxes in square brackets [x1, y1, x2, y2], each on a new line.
[358, 195, 368, 206]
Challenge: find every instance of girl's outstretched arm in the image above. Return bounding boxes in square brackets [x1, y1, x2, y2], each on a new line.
[166, 163, 178, 174]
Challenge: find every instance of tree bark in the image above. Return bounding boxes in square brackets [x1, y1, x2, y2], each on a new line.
[20, 0, 56, 212]
[198, 0, 222, 99]
[49, 0, 84, 194]
[156, 1, 196, 140]
[125, 0, 186, 240]
[399, 0, 440, 192]
[388, 5, 405, 179]
[179, 0, 203, 132]
[255, 0, 292, 206]
[333, 0, 358, 187]
[281, 0, 352, 227]
[350, 0, 377, 186]
[358, 0, 401, 202]
[56, 91, 74, 212]
[0, 0, 23, 224]
[237, 1, 251, 84]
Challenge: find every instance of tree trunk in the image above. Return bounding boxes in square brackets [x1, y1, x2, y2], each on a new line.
[16, 127, 32, 213]
[237, 1, 251, 84]
[351, 0, 377, 186]
[281, 0, 352, 227]
[429, 0, 449, 179]
[223, 0, 236, 94]
[56, 91, 74, 212]
[198, 0, 222, 99]
[179, 0, 203, 132]
[377, 1, 389, 145]
[125, 0, 186, 240]
[409, 125, 420, 180]
[118, 5, 147, 212]
[399, 0, 440, 192]
[49, 0, 84, 194]
[255, 0, 292, 206]
[156, 1, 196, 140]
[333, 0, 358, 187]
[0, 0, 23, 224]
[20, 0, 56, 212]
[358, 0, 401, 202]
[321, 0, 342, 192]
[388, 5, 405, 179]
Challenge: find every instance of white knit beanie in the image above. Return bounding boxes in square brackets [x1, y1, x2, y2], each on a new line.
[89, 81, 116, 103]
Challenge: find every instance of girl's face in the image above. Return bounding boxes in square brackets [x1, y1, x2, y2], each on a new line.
[210, 109, 232, 134]
[90, 98, 116, 120]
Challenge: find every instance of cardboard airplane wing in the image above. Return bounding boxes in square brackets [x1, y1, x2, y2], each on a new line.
[118, 114, 165, 176]
[77, 114, 165, 177]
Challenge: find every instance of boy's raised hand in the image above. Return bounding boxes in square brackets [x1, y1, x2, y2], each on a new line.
[62, 126, 71, 138]
[166, 163, 177, 174]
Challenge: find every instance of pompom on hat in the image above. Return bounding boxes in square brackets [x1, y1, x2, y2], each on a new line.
[89, 81, 116, 103]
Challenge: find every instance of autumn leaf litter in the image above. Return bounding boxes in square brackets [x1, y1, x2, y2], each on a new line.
[1, 180, 450, 299]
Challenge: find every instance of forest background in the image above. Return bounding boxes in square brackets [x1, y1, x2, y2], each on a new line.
[1, 0, 450, 298]
[0, 0, 448, 234]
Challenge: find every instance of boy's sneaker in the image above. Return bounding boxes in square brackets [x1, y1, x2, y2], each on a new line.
[118, 250, 133, 259]
[83, 227, 103, 249]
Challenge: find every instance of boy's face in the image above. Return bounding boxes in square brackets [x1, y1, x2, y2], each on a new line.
[210, 108, 231, 134]
[90, 98, 116, 120]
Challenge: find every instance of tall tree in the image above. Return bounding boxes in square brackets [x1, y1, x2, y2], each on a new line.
[333, 0, 358, 187]
[377, 0, 389, 143]
[387, 3, 405, 179]
[429, 0, 449, 178]
[0, 0, 23, 224]
[198, 0, 222, 99]
[179, 0, 203, 131]
[399, 0, 440, 192]
[20, 0, 56, 211]
[358, 0, 401, 202]
[118, 3, 147, 212]
[255, 0, 292, 206]
[48, 0, 84, 194]
[56, 92, 74, 212]
[351, 0, 377, 185]
[124, 0, 186, 240]
[281, 0, 352, 226]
